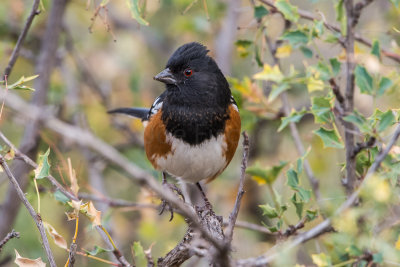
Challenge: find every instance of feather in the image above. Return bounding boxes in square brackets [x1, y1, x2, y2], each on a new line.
[108, 107, 150, 120]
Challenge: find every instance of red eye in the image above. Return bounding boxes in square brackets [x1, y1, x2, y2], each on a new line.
[184, 68, 193, 77]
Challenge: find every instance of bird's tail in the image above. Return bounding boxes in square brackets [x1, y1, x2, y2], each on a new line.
[108, 107, 150, 120]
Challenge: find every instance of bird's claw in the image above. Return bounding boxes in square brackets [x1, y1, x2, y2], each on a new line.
[158, 180, 185, 221]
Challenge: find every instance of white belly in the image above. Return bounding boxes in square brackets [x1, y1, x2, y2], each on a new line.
[153, 133, 228, 183]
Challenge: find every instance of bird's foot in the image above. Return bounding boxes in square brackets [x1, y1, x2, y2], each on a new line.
[159, 181, 185, 221]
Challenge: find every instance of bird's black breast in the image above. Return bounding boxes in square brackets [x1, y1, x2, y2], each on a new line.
[161, 106, 228, 145]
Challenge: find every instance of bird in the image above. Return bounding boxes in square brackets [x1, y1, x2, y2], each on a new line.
[109, 42, 241, 219]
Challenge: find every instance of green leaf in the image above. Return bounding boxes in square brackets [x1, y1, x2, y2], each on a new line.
[314, 127, 344, 149]
[306, 209, 318, 221]
[310, 96, 334, 124]
[278, 108, 306, 132]
[126, 0, 149, 26]
[286, 168, 299, 189]
[329, 58, 341, 76]
[254, 5, 269, 19]
[235, 39, 252, 57]
[312, 253, 332, 267]
[377, 77, 393, 97]
[7, 75, 39, 91]
[355, 65, 373, 94]
[268, 83, 290, 102]
[371, 40, 381, 60]
[259, 204, 279, 218]
[132, 241, 146, 265]
[275, 0, 299, 22]
[378, 110, 395, 132]
[54, 190, 69, 204]
[84, 245, 112, 256]
[300, 46, 313, 58]
[291, 193, 303, 219]
[281, 30, 308, 46]
[346, 245, 363, 257]
[34, 148, 51, 179]
[297, 187, 311, 202]
[343, 110, 372, 133]
[247, 161, 288, 185]
[296, 147, 311, 174]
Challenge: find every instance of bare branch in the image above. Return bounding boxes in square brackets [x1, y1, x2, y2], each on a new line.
[78, 192, 158, 209]
[224, 132, 250, 243]
[0, 229, 20, 253]
[0, 155, 56, 267]
[2, 0, 41, 79]
[343, 0, 357, 195]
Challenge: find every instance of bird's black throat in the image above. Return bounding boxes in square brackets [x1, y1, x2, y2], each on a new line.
[161, 103, 229, 145]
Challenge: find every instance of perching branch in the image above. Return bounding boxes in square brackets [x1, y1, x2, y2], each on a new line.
[0, 155, 56, 267]
[2, 0, 41, 79]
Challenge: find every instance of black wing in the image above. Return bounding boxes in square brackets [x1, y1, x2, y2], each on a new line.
[108, 91, 166, 121]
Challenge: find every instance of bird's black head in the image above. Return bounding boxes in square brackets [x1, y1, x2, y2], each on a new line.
[154, 42, 231, 108]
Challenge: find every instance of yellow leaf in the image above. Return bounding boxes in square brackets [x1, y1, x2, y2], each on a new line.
[43, 222, 67, 249]
[79, 202, 102, 227]
[71, 200, 82, 212]
[252, 176, 267, 185]
[253, 64, 284, 83]
[15, 249, 46, 267]
[396, 235, 400, 250]
[276, 44, 292, 58]
[307, 76, 324, 92]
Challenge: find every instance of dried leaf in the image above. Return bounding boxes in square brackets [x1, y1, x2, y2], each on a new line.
[67, 158, 79, 196]
[15, 249, 46, 267]
[43, 222, 67, 249]
[65, 211, 78, 221]
[4, 149, 15, 160]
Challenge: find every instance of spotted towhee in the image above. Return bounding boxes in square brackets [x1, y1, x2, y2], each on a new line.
[109, 42, 241, 215]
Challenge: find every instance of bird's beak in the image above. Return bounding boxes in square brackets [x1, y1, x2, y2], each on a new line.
[153, 68, 177, 85]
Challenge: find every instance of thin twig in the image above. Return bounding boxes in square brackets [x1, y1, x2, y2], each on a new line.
[78, 193, 158, 209]
[0, 131, 78, 201]
[258, 0, 400, 63]
[0, 155, 56, 267]
[0, 229, 20, 252]
[225, 132, 250, 243]
[236, 123, 400, 266]
[351, 137, 376, 159]
[2, 0, 41, 79]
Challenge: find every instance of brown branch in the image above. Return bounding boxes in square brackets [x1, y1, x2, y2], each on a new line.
[0, 229, 20, 253]
[224, 132, 249, 243]
[353, 0, 375, 27]
[236, 123, 400, 266]
[351, 136, 376, 159]
[2, 0, 41, 79]
[258, 0, 400, 63]
[343, 0, 357, 195]
[0, 155, 56, 267]
[329, 78, 345, 107]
